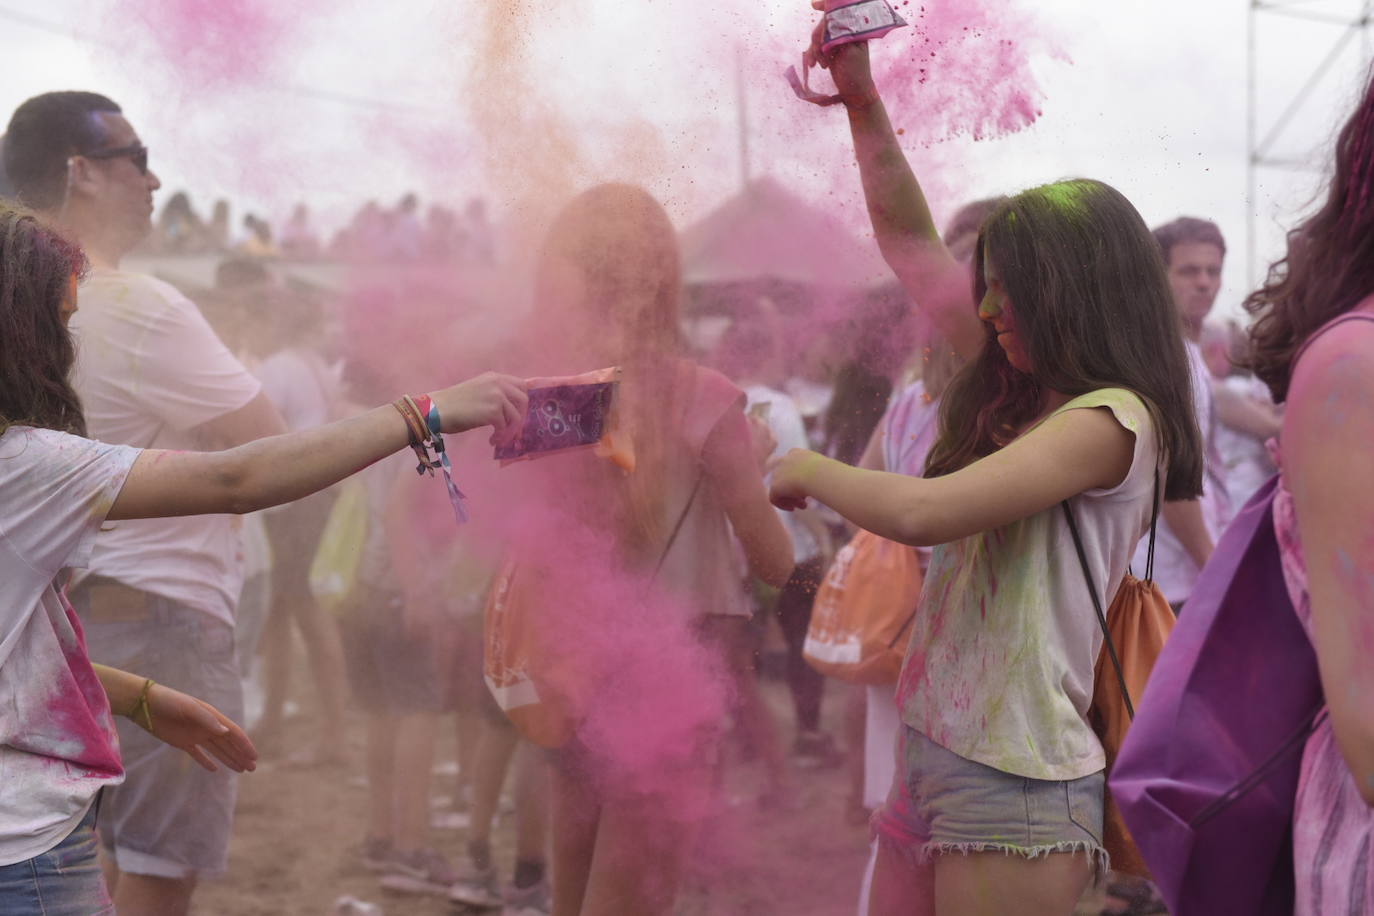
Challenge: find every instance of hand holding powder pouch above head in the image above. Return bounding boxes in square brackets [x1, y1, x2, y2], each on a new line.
[787, 0, 906, 106]
[820, 0, 907, 54]
[495, 367, 632, 471]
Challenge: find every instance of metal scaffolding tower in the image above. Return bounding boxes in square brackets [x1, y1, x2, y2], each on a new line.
[1247, 0, 1373, 287]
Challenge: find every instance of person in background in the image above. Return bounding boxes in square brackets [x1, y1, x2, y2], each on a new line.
[1131, 217, 1231, 610]
[719, 306, 838, 768]
[154, 191, 204, 255]
[506, 184, 793, 916]
[4, 90, 291, 916]
[280, 202, 321, 259]
[250, 273, 350, 767]
[1243, 64, 1374, 910]
[236, 213, 278, 258]
[206, 198, 232, 251]
[1200, 320, 1281, 517]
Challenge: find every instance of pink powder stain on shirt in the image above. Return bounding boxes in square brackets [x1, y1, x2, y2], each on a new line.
[15, 594, 122, 779]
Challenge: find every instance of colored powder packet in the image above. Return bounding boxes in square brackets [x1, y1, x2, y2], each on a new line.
[820, 0, 907, 55]
[786, 0, 908, 107]
[495, 367, 633, 471]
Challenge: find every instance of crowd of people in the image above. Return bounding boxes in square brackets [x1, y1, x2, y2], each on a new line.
[1, 6, 1372, 916]
[137, 190, 497, 265]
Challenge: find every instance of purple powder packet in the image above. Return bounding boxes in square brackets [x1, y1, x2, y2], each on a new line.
[495, 381, 617, 463]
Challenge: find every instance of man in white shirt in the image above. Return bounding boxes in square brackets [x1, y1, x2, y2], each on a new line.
[5, 92, 286, 916]
[1133, 217, 1232, 608]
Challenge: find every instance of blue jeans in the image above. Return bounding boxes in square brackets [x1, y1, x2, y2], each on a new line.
[0, 804, 114, 915]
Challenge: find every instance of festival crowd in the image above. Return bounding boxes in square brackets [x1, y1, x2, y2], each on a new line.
[0, 7, 1371, 916]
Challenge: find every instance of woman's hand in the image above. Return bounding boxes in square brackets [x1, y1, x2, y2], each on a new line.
[137, 683, 258, 774]
[430, 372, 529, 444]
[804, 0, 879, 104]
[769, 448, 823, 511]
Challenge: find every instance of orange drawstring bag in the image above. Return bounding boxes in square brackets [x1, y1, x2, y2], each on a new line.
[802, 529, 924, 686]
[1063, 471, 1173, 879]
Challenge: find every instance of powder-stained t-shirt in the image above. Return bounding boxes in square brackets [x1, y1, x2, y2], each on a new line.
[69, 270, 261, 625]
[897, 389, 1159, 781]
[0, 428, 140, 865]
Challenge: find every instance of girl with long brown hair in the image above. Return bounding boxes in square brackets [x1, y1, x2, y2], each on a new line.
[1243, 65, 1374, 911]
[496, 184, 793, 915]
[766, 15, 1204, 915]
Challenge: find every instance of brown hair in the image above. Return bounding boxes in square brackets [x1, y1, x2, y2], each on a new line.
[1153, 216, 1227, 265]
[5, 91, 122, 211]
[535, 184, 686, 558]
[924, 179, 1204, 501]
[0, 203, 88, 436]
[1246, 67, 1374, 403]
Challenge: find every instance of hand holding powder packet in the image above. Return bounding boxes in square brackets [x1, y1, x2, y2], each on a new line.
[494, 367, 631, 470]
[819, 0, 907, 54]
[786, 0, 907, 107]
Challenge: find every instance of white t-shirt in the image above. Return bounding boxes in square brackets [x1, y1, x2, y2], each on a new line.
[0, 428, 140, 865]
[744, 384, 819, 564]
[897, 389, 1159, 781]
[1132, 341, 1229, 603]
[69, 270, 263, 625]
[255, 347, 335, 433]
[1214, 374, 1278, 520]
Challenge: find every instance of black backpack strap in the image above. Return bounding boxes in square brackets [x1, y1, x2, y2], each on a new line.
[1143, 467, 1161, 584]
[1062, 496, 1135, 720]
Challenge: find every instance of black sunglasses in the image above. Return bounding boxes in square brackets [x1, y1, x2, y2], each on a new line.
[83, 143, 149, 175]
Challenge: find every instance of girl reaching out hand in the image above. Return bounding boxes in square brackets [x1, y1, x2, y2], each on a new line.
[776, 15, 1204, 916]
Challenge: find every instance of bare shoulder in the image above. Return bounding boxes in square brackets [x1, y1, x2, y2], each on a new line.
[1287, 314, 1374, 429]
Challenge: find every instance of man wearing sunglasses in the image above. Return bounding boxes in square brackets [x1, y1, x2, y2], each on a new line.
[5, 92, 286, 916]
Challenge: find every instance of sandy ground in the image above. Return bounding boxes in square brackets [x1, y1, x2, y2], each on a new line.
[193, 667, 1111, 916]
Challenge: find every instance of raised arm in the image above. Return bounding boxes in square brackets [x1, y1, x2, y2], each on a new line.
[807, 9, 984, 359]
[109, 372, 527, 521]
[768, 406, 1135, 547]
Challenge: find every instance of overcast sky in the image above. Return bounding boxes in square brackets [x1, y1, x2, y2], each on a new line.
[1, 0, 1370, 319]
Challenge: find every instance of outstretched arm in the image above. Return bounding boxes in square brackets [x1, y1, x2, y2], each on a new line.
[807, 7, 984, 359]
[109, 372, 528, 520]
[769, 406, 1135, 547]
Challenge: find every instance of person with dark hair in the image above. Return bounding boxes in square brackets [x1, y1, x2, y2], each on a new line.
[769, 18, 1203, 914]
[155, 191, 204, 255]
[0, 202, 527, 916]
[1130, 215, 1231, 610]
[4, 91, 293, 916]
[1242, 66, 1374, 909]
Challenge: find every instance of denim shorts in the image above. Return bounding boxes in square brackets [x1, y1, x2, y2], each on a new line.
[873, 725, 1107, 868]
[76, 592, 242, 879]
[0, 803, 114, 915]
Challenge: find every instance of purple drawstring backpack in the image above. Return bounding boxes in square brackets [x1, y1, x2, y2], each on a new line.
[1110, 476, 1325, 915]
